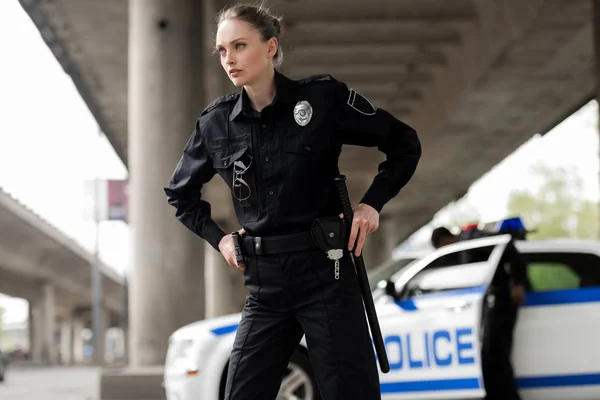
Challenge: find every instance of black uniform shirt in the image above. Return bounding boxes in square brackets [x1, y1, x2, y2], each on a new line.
[164, 69, 421, 251]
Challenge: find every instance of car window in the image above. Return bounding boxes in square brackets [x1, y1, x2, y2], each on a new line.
[523, 252, 600, 292]
[368, 257, 417, 290]
[397, 245, 498, 300]
[400, 262, 493, 300]
[426, 245, 495, 268]
[527, 263, 580, 291]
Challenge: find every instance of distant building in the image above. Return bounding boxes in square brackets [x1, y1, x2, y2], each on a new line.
[0, 320, 28, 354]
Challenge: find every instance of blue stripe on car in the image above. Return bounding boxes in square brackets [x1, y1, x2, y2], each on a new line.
[210, 323, 239, 336]
[525, 287, 600, 306]
[380, 372, 600, 393]
[395, 286, 600, 311]
[380, 377, 481, 393]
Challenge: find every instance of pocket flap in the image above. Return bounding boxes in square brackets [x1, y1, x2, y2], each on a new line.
[212, 145, 248, 169]
[311, 217, 347, 251]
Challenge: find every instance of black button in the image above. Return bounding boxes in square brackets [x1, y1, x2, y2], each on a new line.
[269, 190, 274, 195]
[305, 146, 311, 151]
[262, 123, 267, 128]
[265, 156, 270, 162]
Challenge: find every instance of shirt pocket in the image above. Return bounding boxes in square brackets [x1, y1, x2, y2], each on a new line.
[210, 139, 260, 223]
[282, 133, 333, 214]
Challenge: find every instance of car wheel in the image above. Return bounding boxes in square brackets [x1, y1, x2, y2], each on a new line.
[219, 349, 321, 400]
[277, 350, 320, 400]
[0, 362, 5, 382]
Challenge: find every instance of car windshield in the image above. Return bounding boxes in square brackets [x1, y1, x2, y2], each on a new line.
[400, 261, 493, 299]
[368, 256, 418, 290]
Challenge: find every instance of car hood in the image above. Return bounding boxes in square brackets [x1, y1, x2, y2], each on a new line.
[170, 312, 243, 341]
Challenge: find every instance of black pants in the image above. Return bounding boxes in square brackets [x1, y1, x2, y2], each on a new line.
[481, 301, 521, 400]
[224, 249, 381, 400]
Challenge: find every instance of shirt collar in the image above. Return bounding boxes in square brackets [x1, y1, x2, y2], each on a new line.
[229, 69, 296, 122]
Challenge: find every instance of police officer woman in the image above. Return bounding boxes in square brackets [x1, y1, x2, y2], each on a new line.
[165, 3, 421, 400]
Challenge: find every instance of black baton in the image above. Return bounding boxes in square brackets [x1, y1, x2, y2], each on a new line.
[334, 175, 390, 374]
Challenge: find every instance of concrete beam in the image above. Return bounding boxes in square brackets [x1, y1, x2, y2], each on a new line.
[0, 244, 123, 313]
[287, 68, 433, 85]
[276, 0, 476, 21]
[284, 20, 468, 46]
[286, 44, 448, 67]
[406, 0, 546, 135]
[0, 268, 40, 299]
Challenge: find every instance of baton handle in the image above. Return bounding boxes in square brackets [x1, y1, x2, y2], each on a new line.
[334, 175, 390, 374]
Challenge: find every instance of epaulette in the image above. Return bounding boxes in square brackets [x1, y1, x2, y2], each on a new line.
[201, 92, 239, 116]
[296, 74, 337, 85]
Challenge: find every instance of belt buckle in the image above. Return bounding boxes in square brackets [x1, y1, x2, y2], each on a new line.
[253, 237, 263, 255]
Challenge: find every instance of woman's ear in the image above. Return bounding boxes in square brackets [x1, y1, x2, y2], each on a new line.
[267, 37, 279, 59]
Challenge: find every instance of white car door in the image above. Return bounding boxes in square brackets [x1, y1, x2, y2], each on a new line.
[511, 248, 600, 400]
[377, 235, 513, 400]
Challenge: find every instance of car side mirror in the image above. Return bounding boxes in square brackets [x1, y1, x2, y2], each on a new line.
[384, 280, 397, 299]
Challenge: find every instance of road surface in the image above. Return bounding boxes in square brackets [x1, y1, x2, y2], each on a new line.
[0, 364, 99, 400]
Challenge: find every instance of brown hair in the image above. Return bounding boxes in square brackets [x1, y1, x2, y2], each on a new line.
[216, 2, 284, 67]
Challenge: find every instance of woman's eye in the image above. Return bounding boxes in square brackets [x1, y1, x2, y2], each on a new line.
[236, 43, 246, 49]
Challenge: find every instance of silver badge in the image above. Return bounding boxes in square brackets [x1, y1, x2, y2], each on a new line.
[294, 101, 313, 126]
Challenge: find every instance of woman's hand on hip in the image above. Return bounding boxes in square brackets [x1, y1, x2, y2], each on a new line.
[218, 229, 247, 271]
[346, 203, 379, 257]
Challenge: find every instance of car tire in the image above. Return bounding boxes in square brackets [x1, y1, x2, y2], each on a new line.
[280, 350, 321, 400]
[219, 349, 321, 400]
[0, 362, 5, 383]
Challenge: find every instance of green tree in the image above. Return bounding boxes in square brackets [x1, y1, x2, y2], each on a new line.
[506, 163, 598, 239]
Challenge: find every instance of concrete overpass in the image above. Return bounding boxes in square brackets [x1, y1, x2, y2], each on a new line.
[15, 0, 600, 396]
[0, 187, 125, 364]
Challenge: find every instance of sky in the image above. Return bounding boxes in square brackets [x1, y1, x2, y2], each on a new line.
[0, 0, 599, 324]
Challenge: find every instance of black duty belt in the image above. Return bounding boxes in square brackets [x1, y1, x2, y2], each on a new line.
[241, 231, 317, 256]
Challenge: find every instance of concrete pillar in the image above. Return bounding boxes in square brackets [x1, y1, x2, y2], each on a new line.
[28, 304, 33, 360]
[110, 327, 126, 361]
[72, 317, 85, 364]
[29, 284, 56, 364]
[205, 243, 246, 318]
[362, 216, 400, 271]
[59, 317, 72, 365]
[93, 308, 110, 364]
[129, 0, 207, 367]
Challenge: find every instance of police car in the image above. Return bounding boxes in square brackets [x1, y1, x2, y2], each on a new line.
[163, 219, 600, 400]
